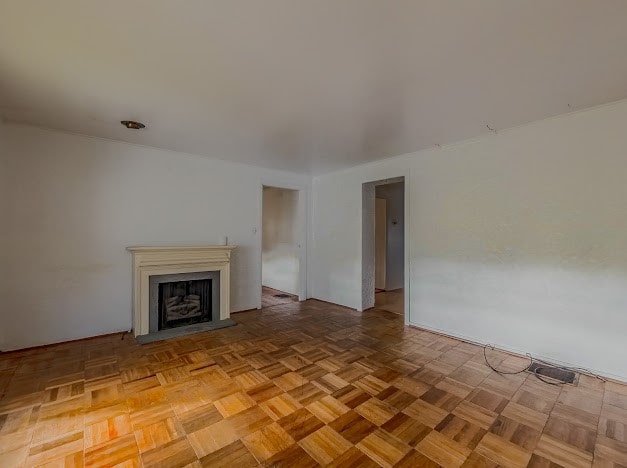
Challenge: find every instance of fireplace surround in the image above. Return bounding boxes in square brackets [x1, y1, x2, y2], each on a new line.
[127, 245, 236, 342]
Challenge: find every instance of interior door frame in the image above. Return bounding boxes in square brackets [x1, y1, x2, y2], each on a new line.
[258, 180, 308, 309]
[361, 176, 408, 324]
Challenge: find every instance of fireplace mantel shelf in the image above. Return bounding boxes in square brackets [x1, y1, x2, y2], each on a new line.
[128, 245, 236, 337]
[127, 245, 237, 252]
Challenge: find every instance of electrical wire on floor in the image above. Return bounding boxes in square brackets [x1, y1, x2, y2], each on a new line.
[483, 343, 606, 386]
[483, 344, 532, 375]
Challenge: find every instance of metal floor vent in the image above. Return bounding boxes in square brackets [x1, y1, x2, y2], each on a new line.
[528, 362, 577, 384]
[274, 294, 292, 298]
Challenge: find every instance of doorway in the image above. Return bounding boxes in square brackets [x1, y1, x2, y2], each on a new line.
[261, 186, 301, 307]
[362, 177, 405, 315]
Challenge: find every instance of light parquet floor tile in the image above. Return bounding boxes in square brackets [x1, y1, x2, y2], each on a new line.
[298, 425, 352, 465]
[416, 429, 473, 467]
[356, 428, 411, 467]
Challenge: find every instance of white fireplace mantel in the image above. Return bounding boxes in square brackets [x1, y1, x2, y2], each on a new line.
[127, 245, 236, 337]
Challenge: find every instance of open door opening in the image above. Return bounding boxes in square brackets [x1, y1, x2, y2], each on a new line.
[261, 186, 301, 307]
[363, 177, 405, 316]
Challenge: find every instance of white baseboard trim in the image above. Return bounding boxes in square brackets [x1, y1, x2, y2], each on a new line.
[408, 320, 626, 384]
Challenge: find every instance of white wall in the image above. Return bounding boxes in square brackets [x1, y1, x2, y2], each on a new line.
[312, 100, 627, 380]
[0, 121, 8, 350]
[375, 182, 404, 290]
[262, 187, 300, 295]
[2, 125, 309, 350]
[374, 198, 387, 290]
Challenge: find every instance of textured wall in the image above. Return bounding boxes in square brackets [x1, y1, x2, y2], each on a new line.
[3, 125, 309, 350]
[312, 100, 627, 379]
[361, 182, 375, 310]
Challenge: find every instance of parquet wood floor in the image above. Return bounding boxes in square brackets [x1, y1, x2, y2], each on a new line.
[1, 299, 626, 467]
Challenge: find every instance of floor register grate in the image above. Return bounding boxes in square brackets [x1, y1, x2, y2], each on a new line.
[528, 362, 577, 384]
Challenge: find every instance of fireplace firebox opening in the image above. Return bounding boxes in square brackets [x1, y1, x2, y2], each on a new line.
[158, 279, 212, 330]
[148, 270, 221, 335]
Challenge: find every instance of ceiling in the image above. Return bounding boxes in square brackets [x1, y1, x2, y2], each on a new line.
[2, 1, 627, 174]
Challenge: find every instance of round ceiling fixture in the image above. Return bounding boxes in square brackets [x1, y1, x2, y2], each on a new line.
[120, 120, 145, 129]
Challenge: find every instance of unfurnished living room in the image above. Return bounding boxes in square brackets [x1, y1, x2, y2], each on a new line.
[1, 1, 627, 467]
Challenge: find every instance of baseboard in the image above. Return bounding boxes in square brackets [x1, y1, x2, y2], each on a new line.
[408, 321, 626, 384]
[309, 297, 358, 311]
[0, 329, 131, 355]
[230, 307, 258, 315]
